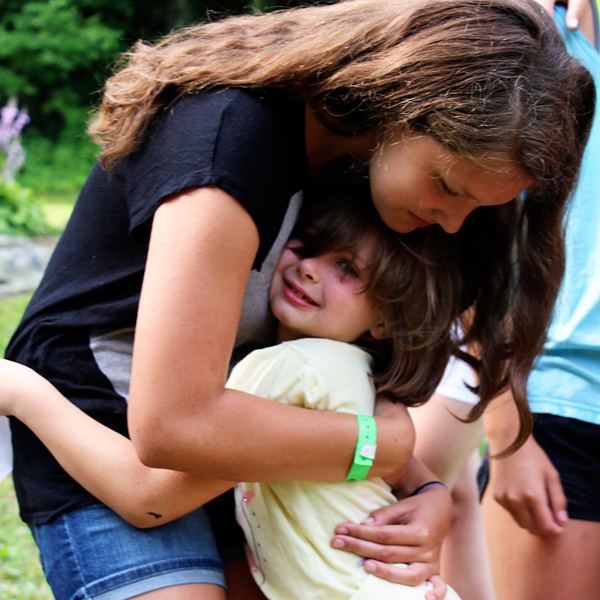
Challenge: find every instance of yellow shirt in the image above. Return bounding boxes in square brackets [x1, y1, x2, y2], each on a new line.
[227, 338, 461, 600]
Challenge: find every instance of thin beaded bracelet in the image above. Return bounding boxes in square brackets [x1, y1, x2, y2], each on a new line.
[408, 481, 449, 497]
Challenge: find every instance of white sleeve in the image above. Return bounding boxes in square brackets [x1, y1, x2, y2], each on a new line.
[434, 355, 479, 405]
[0, 416, 12, 482]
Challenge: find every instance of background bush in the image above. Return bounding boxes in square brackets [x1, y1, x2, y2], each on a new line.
[1, 0, 307, 196]
[0, 179, 49, 237]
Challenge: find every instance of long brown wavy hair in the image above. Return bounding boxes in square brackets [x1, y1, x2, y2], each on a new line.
[89, 0, 595, 454]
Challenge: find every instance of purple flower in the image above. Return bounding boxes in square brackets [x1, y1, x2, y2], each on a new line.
[0, 99, 18, 130]
[12, 111, 30, 139]
[2, 143, 26, 181]
[1, 98, 30, 180]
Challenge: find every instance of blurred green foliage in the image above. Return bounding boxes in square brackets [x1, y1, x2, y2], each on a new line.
[0, 179, 49, 236]
[0, 0, 307, 194]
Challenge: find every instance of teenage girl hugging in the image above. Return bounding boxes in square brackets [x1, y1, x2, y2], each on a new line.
[1, 191, 468, 599]
[1, 0, 595, 599]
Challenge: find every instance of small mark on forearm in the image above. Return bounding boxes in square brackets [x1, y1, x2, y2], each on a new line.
[146, 512, 163, 519]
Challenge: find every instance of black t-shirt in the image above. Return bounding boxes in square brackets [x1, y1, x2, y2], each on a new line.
[6, 87, 310, 525]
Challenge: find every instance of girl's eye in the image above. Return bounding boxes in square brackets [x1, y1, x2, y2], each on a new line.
[439, 178, 458, 197]
[286, 239, 305, 254]
[338, 260, 359, 278]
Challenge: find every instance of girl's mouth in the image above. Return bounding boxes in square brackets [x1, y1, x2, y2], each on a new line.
[284, 280, 318, 306]
[408, 211, 433, 228]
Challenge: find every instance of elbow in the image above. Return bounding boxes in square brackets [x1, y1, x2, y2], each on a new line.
[117, 509, 160, 530]
[128, 416, 182, 470]
[114, 503, 179, 530]
[128, 387, 231, 473]
[106, 480, 185, 529]
[132, 436, 182, 472]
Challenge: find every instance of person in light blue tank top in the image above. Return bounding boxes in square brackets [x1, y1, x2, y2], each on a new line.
[482, 5, 600, 599]
[528, 4, 600, 426]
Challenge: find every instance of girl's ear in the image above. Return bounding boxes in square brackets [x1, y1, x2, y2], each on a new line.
[369, 321, 387, 340]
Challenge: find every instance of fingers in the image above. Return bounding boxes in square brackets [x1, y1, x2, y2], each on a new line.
[532, 0, 588, 32]
[506, 499, 561, 535]
[497, 484, 566, 536]
[331, 527, 428, 565]
[565, 0, 590, 30]
[425, 575, 449, 600]
[362, 560, 438, 587]
[334, 515, 440, 551]
[366, 490, 451, 531]
[367, 500, 413, 526]
[354, 561, 450, 598]
[547, 472, 569, 531]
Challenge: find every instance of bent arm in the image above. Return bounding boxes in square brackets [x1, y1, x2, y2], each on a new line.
[0, 359, 233, 528]
[129, 186, 408, 482]
[483, 391, 568, 536]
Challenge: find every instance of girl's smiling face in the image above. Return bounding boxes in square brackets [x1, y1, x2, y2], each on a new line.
[369, 133, 533, 234]
[269, 237, 384, 344]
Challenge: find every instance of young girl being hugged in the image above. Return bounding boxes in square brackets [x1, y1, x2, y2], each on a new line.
[2, 0, 595, 599]
[1, 192, 469, 599]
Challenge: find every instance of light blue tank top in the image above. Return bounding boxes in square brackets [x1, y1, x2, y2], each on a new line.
[527, 6, 600, 424]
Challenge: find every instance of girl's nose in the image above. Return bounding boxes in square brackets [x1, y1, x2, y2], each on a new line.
[434, 204, 475, 234]
[298, 257, 320, 281]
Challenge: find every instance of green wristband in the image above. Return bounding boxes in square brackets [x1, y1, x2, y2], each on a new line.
[345, 414, 377, 481]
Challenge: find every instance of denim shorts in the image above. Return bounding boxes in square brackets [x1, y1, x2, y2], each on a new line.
[28, 503, 225, 600]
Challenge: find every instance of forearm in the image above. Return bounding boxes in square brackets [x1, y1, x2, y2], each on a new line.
[394, 456, 447, 498]
[130, 187, 410, 483]
[11, 370, 233, 528]
[482, 390, 521, 456]
[482, 390, 569, 534]
[131, 385, 413, 482]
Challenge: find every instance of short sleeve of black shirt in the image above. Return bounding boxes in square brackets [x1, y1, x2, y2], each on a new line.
[125, 88, 307, 252]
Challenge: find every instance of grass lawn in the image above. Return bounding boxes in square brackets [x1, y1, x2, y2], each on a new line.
[43, 202, 74, 232]
[42, 191, 77, 233]
[0, 478, 53, 600]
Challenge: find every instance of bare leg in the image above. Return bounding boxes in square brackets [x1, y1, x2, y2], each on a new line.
[483, 492, 600, 600]
[441, 453, 495, 600]
[133, 583, 226, 599]
[125, 560, 265, 600]
[410, 395, 494, 600]
[409, 395, 484, 490]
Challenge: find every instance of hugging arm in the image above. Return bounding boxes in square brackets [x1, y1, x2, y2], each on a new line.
[2, 186, 452, 585]
[128, 186, 412, 483]
[0, 359, 234, 528]
[131, 188, 445, 587]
